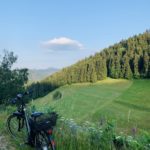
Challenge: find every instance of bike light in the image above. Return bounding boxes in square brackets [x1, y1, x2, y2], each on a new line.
[50, 140, 55, 146]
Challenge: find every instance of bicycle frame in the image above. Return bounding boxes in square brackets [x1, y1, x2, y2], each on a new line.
[24, 107, 31, 136]
[12, 96, 31, 138]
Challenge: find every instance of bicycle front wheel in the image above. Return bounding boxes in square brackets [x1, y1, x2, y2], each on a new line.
[6, 114, 28, 141]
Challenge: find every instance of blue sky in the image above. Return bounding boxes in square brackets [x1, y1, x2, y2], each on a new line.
[0, 0, 150, 69]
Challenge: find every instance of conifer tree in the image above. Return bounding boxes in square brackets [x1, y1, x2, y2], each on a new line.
[133, 54, 140, 78]
[148, 61, 150, 78]
[143, 51, 149, 77]
[95, 55, 103, 80]
[90, 62, 97, 83]
[122, 56, 133, 79]
[86, 63, 91, 82]
[110, 55, 121, 78]
[101, 58, 107, 79]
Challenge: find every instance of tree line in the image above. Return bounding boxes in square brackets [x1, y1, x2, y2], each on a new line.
[45, 30, 150, 82]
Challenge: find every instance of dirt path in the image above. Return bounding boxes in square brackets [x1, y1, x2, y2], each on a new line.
[0, 135, 15, 150]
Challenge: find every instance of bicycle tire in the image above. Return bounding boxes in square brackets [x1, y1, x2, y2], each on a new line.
[35, 131, 56, 150]
[6, 114, 28, 141]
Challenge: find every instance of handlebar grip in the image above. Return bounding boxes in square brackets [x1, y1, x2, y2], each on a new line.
[24, 90, 33, 96]
[17, 94, 23, 99]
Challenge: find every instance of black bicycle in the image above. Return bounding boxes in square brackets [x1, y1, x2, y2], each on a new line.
[6, 92, 58, 150]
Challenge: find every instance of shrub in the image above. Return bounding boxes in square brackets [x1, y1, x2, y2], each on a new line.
[53, 91, 62, 100]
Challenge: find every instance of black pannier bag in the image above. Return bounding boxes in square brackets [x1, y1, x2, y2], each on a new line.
[30, 112, 58, 132]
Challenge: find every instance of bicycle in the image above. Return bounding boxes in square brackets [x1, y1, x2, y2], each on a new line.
[6, 91, 58, 150]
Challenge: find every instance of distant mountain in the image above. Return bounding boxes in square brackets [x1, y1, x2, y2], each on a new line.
[28, 68, 59, 81]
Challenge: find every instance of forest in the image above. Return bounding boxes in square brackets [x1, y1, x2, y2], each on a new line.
[46, 30, 150, 83]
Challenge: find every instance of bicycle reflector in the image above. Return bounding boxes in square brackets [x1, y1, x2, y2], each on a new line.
[47, 129, 53, 135]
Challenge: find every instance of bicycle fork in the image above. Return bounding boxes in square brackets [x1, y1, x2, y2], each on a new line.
[24, 108, 30, 136]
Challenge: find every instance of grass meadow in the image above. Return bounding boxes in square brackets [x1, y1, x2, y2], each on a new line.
[0, 78, 150, 149]
[34, 78, 150, 133]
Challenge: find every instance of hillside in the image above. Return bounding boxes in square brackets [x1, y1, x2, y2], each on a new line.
[33, 78, 150, 133]
[44, 31, 150, 86]
[28, 31, 150, 99]
[28, 68, 59, 81]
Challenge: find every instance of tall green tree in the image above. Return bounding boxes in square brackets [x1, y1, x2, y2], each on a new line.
[0, 50, 29, 104]
[110, 54, 121, 78]
[90, 62, 97, 83]
[143, 51, 149, 77]
[133, 54, 140, 78]
[121, 56, 133, 79]
[148, 61, 150, 78]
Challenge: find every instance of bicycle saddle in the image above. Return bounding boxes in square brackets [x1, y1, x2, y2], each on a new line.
[31, 112, 43, 118]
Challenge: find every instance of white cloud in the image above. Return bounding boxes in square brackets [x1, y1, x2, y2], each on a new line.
[41, 37, 84, 51]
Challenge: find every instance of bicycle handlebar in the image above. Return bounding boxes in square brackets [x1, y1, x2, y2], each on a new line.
[10, 90, 32, 105]
[11, 98, 18, 104]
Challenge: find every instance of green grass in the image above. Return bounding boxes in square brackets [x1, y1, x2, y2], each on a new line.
[0, 78, 150, 149]
[33, 78, 150, 133]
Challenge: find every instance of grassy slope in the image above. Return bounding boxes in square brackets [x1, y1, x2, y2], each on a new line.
[33, 78, 150, 133]
[0, 78, 149, 149]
